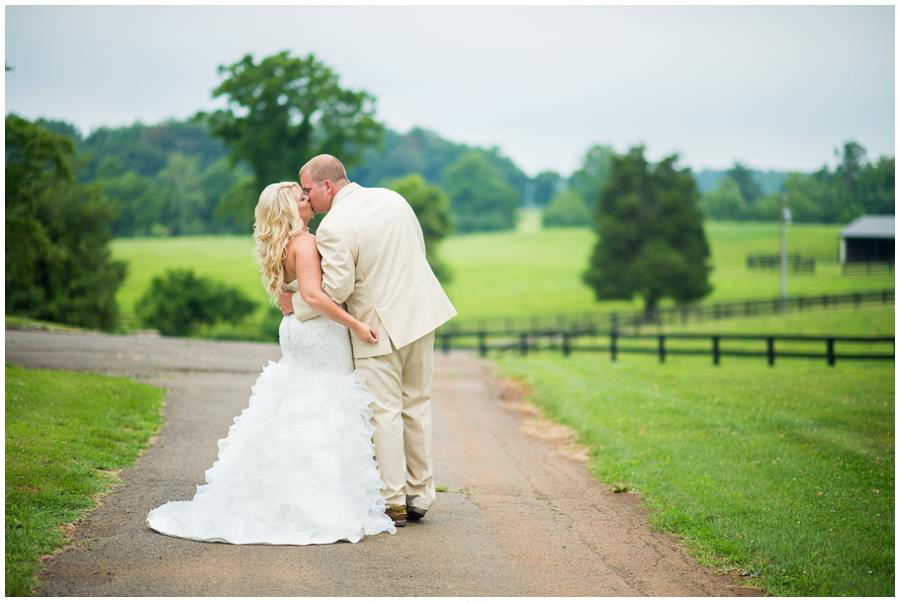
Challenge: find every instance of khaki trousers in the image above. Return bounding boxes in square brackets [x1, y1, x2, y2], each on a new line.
[355, 331, 435, 510]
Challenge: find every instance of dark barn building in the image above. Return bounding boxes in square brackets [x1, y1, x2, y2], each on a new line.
[839, 215, 895, 265]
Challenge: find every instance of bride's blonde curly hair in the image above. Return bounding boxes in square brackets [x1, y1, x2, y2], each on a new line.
[253, 182, 305, 301]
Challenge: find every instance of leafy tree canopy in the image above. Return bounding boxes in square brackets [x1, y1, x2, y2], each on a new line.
[583, 146, 712, 316]
[200, 50, 383, 191]
[441, 151, 520, 233]
[6, 115, 126, 330]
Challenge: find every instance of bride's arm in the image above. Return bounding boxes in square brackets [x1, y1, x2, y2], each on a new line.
[292, 235, 379, 344]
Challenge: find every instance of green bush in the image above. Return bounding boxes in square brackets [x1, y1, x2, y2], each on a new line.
[136, 268, 256, 336]
[542, 190, 591, 227]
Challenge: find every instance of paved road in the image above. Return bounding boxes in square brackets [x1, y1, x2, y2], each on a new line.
[7, 329, 754, 596]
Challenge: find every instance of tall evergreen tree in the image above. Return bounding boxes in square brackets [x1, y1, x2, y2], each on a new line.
[583, 146, 712, 317]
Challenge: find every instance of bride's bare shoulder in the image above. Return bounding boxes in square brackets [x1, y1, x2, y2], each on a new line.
[288, 232, 318, 258]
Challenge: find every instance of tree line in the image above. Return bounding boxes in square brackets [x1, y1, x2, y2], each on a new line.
[36, 105, 892, 241]
[541, 143, 894, 228]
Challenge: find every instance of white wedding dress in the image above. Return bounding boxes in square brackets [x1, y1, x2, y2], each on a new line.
[146, 281, 396, 545]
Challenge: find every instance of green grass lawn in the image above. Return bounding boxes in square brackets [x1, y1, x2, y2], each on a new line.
[440, 222, 892, 319]
[5, 365, 165, 595]
[110, 221, 893, 329]
[657, 304, 893, 336]
[494, 351, 894, 596]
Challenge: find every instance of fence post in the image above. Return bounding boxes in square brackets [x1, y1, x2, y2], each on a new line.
[712, 335, 720, 366]
[767, 337, 775, 366]
[519, 333, 528, 356]
[658, 335, 666, 363]
[610, 330, 618, 361]
[478, 331, 487, 357]
[826, 338, 835, 367]
[562, 332, 571, 357]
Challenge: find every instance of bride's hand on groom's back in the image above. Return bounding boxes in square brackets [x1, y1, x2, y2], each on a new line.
[351, 320, 379, 344]
[278, 291, 293, 316]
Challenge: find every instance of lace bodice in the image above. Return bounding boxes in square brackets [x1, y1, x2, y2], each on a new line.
[278, 314, 354, 374]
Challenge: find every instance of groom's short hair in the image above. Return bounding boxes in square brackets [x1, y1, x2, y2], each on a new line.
[299, 155, 348, 184]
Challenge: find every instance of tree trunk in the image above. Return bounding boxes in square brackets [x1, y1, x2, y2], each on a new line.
[643, 296, 659, 322]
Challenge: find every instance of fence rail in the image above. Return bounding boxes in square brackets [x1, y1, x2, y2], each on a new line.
[438, 328, 894, 367]
[746, 253, 815, 273]
[842, 262, 894, 275]
[439, 289, 894, 336]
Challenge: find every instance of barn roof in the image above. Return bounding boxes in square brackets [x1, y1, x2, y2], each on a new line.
[841, 215, 895, 239]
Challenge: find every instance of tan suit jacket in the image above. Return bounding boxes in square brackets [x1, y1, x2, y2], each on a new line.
[316, 182, 457, 359]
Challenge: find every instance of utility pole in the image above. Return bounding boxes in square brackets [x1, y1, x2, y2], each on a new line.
[779, 193, 790, 310]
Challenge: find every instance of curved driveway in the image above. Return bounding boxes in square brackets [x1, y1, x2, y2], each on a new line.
[7, 329, 755, 596]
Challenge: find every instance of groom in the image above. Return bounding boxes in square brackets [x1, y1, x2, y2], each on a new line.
[283, 154, 457, 527]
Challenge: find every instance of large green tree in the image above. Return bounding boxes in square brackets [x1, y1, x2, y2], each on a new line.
[6, 115, 126, 330]
[200, 50, 384, 229]
[382, 173, 453, 283]
[583, 146, 712, 317]
[441, 151, 520, 233]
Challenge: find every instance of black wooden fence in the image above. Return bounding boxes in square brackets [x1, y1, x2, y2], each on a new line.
[438, 328, 894, 367]
[746, 253, 816, 273]
[439, 288, 894, 337]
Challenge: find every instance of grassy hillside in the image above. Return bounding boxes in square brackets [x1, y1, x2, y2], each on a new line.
[110, 221, 893, 328]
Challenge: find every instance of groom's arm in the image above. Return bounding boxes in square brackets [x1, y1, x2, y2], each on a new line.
[315, 224, 355, 304]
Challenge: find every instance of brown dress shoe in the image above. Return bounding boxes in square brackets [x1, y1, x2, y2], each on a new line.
[386, 504, 407, 527]
[406, 505, 427, 521]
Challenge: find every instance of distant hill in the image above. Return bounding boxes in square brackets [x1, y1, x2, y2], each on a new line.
[351, 126, 529, 200]
[694, 168, 789, 195]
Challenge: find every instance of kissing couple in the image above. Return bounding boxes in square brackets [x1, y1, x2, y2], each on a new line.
[147, 154, 457, 544]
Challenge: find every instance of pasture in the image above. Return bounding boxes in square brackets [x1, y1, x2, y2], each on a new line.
[110, 220, 894, 330]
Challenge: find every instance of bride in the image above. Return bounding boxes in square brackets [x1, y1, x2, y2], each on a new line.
[146, 181, 397, 545]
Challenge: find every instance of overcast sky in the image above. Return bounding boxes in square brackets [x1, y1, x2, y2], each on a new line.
[5, 4, 895, 176]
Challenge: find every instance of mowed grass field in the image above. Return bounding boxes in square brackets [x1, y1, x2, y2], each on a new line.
[110, 219, 893, 327]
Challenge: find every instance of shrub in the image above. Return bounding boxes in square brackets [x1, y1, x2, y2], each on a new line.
[136, 269, 256, 336]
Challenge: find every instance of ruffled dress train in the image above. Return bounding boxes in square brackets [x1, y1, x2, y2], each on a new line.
[146, 315, 396, 545]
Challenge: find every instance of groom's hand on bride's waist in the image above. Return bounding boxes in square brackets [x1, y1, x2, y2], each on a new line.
[278, 291, 293, 316]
